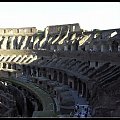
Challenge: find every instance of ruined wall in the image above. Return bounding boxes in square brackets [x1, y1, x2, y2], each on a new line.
[46, 23, 81, 34]
[0, 27, 37, 36]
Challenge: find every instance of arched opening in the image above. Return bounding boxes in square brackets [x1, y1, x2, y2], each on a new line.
[22, 65, 26, 75]
[75, 41, 79, 51]
[43, 68, 46, 77]
[53, 70, 57, 81]
[12, 64, 16, 70]
[78, 80, 82, 95]
[83, 82, 86, 97]
[47, 85, 50, 91]
[64, 73, 68, 85]
[3, 63, 6, 68]
[37, 68, 41, 77]
[27, 66, 31, 76]
[32, 67, 36, 77]
[68, 45, 71, 51]
[111, 40, 118, 52]
[69, 81, 72, 88]
[8, 71, 11, 77]
[95, 61, 98, 67]
[74, 77, 78, 90]
[87, 89, 91, 101]
[48, 75, 51, 80]
[38, 68, 41, 77]
[26, 96, 34, 117]
[7, 40, 11, 49]
[81, 46, 85, 51]
[59, 72, 63, 83]
[88, 61, 90, 66]
[13, 37, 18, 49]
[8, 63, 11, 69]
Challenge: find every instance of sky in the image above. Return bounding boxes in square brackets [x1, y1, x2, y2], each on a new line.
[0, 2, 120, 31]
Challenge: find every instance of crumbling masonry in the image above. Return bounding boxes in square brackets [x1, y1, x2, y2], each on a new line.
[0, 23, 120, 117]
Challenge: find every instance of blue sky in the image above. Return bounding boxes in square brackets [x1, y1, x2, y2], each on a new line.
[0, 2, 120, 31]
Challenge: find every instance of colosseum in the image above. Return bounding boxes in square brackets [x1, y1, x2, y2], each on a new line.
[0, 23, 120, 117]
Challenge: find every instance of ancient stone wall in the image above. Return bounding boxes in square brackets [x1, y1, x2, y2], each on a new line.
[0, 27, 37, 36]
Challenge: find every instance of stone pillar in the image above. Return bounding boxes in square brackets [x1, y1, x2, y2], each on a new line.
[118, 45, 120, 52]
[35, 67, 38, 77]
[90, 61, 95, 68]
[85, 45, 89, 51]
[57, 45, 62, 51]
[85, 84, 88, 98]
[97, 62, 103, 68]
[81, 82, 84, 97]
[93, 45, 97, 51]
[0, 63, 3, 69]
[56, 71, 59, 82]
[109, 44, 112, 52]
[6, 63, 8, 69]
[38, 68, 42, 77]
[101, 44, 109, 52]
[78, 45, 82, 51]
[71, 45, 74, 51]
[50, 45, 54, 51]
[51, 69, 54, 80]
[64, 45, 68, 51]
[77, 80, 79, 93]
[31, 68, 34, 76]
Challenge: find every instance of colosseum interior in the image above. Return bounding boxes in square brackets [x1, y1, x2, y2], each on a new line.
[0, 23, 120, 117]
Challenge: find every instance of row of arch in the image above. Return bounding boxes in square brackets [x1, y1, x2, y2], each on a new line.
[22, 65, 91, 101]
[0, 80, 43, 117]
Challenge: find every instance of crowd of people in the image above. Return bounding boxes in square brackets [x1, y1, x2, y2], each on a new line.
[70, 104, 92, 118]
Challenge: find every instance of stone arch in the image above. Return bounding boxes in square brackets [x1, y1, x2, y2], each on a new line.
[3, 63, 6, 68]
[27, 66, 31, 76]
[48, 74, 51, 80]
[68, 44, 71, 51]
[37, 67, 41, 77]
[78, 79, 82, 95]
[82, 82, 86, 97]
[8, 63, 11, 69]
[59, 72, 63, 83]
[42, 68, 46, 77]
[32, 66, 37, 77]
[63, 73, 68, 85]
[12, 64, 16, 70]
[13, 37, 18, 49]
[86, 89, 91, 101]
[74, 77, 78, 90]
[6, 38, 11, 49]
[81, 45, 85, 51]
[53, 70, 57, 81]
[76, 41, 79, 51]
[22, 65, 26, 75]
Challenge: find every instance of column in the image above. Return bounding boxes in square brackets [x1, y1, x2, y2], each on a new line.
[35, 67, 38, 77]
[50, 45, 54, 51]
[118, 45, 120, 52]
[93, 45, 97, 51]
[57, 45, 62, 51]
[109, 44, 112, 52]
[81, 82, 84, 97]
[85, 44, 89, 51]
[64, 45, 68, 51]
[101, 43, 109, 52]
[71, 45, 74, 51]
[0, 63, 3, 69]
[78, 45, 82, 51]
